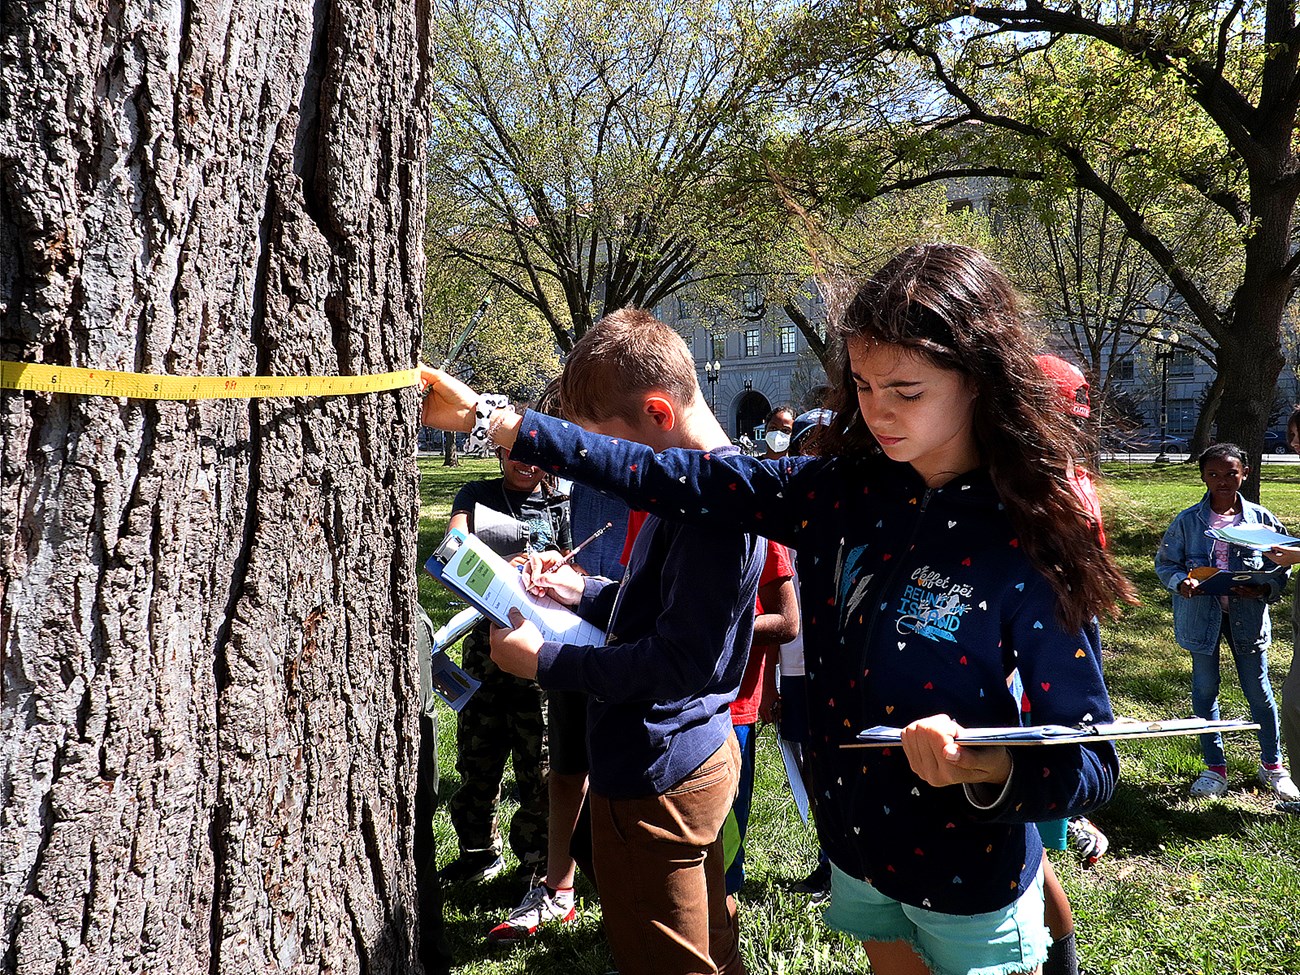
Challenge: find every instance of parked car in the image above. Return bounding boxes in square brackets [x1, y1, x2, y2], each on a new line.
[416, 428, 468, 452]
[1125, 432, 1190, 453]
[1100, 430, 1143, 452]
[1264, 429, 1290, 453]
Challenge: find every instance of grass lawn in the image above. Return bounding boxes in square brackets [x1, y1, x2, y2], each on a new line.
[418, 457, 1300, 975]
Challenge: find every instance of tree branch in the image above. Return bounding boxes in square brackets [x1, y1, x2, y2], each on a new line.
[900, 32, 1225, 341]
[952, 5, 1266, 172]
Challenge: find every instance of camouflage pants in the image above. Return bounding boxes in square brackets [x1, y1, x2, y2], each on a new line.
[447, 624, 549, 862]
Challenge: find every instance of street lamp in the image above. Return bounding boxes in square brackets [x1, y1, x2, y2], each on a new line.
[1152, 329, 1180, 463]
[705, 360, 721, 415]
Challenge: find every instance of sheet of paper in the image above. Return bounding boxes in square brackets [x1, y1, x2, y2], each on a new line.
[436, 531, 607, 647]
[1204, 524, 1300, 550]
[433, 605, 486, 650]
[778, 737, 810, 824]
[846, 717, 1261, 748]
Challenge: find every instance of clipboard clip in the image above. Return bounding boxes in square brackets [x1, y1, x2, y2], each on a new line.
[433, 529, 465, 565]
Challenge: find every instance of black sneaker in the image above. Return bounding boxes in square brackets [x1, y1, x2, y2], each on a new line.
[791, 860, 831, 896]
[440, 850, 505, 885]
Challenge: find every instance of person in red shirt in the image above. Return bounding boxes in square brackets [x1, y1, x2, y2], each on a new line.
[1033, 354, 1111, 975]
[1037, 354, 1106, 547]
[726, 540, 799, 896]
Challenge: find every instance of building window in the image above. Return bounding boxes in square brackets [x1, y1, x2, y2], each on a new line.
[677, 297, 689, 320]
[744, 329, 761, 357]
[1169, 351, 1195, 378]
[779, 324, 797, 355]
[742, 285, 765, 317]
[712, 333, 726, 360]
[1112, 357, 1135, 382]
[1169, 398, 1196, 435]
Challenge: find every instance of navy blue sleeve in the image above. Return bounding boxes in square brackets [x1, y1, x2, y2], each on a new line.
[575, 575, 619, 628]
[510, 410, 813, 546]
[979, 577, 1119, 823]
[535, 525, 758, 703]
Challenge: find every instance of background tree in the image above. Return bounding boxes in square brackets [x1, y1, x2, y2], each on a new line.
[1, 2, 431, 972]
[776, 1, 1294, 498]
[421, 262, 561, 465]
[425, 0, 783, 350]
[988, 175, 1222, 448]
[726, 182, 993, 371]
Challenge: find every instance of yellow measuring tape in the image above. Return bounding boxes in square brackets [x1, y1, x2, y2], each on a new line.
[0, 360, 430, 400]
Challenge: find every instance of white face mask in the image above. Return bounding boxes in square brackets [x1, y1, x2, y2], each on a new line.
[765, 430, 791, 454]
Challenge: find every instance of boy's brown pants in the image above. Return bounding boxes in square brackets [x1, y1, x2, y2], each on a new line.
[590, 734, 745, 975]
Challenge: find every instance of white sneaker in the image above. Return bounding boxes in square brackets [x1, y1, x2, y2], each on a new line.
[1189, 769, 1229, 797]
[1066, 816, 1109, 864]
[486, 883, 577, 944]
[1258, 766, 1300, 800]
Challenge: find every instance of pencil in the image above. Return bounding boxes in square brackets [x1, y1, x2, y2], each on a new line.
[554, 521, 614, 569]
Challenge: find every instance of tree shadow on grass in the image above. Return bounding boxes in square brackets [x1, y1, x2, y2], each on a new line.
[739, 873, 820, 904]
[1109, 668, 1189, 710]
[1096, 775, 1276, 857]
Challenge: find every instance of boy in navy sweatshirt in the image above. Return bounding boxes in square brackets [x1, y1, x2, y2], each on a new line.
[464, 309, 762, 975]
[424, 246, 1123, 975]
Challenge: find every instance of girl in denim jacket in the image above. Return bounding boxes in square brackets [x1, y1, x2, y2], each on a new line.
[1154, 443, 1297, 800]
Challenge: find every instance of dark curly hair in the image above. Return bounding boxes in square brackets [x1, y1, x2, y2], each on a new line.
[1197, 442, 1247, 472]
[821, 243, 1134, 630]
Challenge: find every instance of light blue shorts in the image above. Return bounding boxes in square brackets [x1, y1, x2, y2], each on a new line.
[1036, 818, 1069, 851]
[823, 862, 1050, 975]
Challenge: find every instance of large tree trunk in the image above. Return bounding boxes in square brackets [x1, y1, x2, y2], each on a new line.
[1189, 370, 1224, 460]
[1, 1, 429, 973]
[1215, 174, 1297, 502]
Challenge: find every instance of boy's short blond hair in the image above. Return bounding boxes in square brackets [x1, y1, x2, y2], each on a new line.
[561, 307, 700, 423]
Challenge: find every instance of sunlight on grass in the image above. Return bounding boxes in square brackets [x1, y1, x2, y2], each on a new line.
[419, 459, 1300, 974]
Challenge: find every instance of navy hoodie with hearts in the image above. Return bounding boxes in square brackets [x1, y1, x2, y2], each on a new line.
[510, 410, 1118, 916]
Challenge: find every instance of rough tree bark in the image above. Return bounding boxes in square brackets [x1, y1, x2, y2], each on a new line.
[1, 1, 430, 972]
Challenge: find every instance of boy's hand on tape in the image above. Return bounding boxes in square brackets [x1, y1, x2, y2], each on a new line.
[900, 714, 1013, 789]
[418, 367, 479, 431]
[520, 551, 584, 606]
[490, 608, 543, 681]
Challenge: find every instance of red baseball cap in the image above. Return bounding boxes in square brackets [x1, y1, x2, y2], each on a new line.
[1036, 354, 1090, 419]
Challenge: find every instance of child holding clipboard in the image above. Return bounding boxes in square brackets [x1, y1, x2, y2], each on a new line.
[422, 243, 1130, 975]
[1155, 442, 1297, 800]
